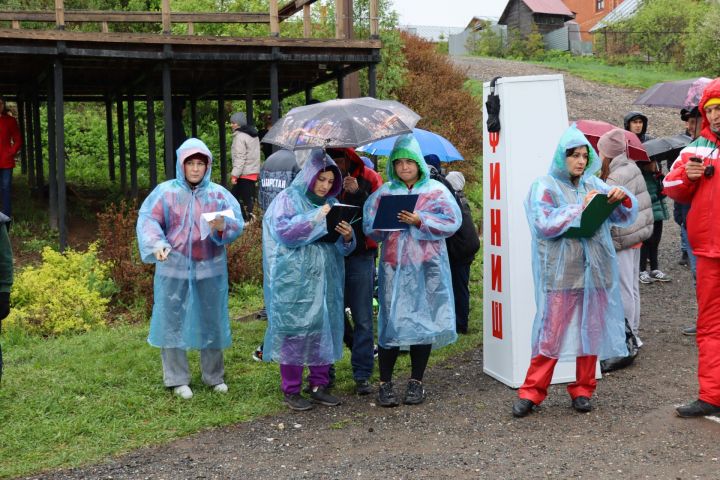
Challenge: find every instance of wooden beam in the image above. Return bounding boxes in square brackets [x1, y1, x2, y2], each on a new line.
[335, 0, 344, 39]
[54, 0, 64, 29]
[187, 22, 194, 35]
[370, 0, 378, 38]
[303, 4, 311, 37]
[269, 0, 280, 36]
[278, 0, 318, 20]
[161, 0, 170, 34]
[0, 11, 271, 23]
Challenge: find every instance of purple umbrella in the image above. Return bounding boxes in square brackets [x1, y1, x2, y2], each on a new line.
[633, 77, 712, 109]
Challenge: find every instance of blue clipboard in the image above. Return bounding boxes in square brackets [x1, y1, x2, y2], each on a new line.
[372, 194, 420, 231]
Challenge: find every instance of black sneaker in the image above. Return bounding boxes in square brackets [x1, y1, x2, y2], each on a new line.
[676, 399, 720, 417]
[355, 379, 374, 396]
[376, 381, 400, 408]
[512, 398, 535, 418]
[571, 396, 592, 413]
[310, 385, 341, 406]
[682, 326, 697, 336]
[403, 379, 426, 405]
[284, 393, 313, 411]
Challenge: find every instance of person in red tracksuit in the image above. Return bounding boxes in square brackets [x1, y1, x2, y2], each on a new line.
[664, 77, 720, 417]
[0, 97, 22, 218]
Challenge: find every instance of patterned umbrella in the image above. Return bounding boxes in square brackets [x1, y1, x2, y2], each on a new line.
[357, 128, 464, 161]
[633, 77, 711, 109]
[261, 97, 421, 150]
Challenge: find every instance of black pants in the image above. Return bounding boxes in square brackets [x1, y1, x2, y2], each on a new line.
[640, 220, 663, 271]
[450, 262, 471, 334]
[232, 179, 256, 221]
[378, 344, 432, 382]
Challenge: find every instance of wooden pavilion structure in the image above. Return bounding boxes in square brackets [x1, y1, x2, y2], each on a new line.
[0, 0, 381, 249]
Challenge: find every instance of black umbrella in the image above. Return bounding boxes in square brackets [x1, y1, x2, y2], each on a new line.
[643, 134, 690, 164]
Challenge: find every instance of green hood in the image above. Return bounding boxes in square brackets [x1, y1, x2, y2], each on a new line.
[386, 134, 430, 189]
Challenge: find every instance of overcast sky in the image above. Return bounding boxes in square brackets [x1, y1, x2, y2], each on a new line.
[390, 0, 507, 27]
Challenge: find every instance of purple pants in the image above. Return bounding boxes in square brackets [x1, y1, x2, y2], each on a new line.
[280, 364, 330, 395]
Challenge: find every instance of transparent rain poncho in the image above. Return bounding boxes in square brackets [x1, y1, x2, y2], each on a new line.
[262, 149, 356, 366]
[137, 138, 244, 350]
[363, 135, 461, 349]
[525, 125, 638, 360]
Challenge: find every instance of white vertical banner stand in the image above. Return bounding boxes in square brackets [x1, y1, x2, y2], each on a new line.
[481, 74, 600, 388]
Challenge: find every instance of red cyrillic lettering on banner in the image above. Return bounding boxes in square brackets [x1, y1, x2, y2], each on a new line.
[491, 254, 502, 293]
[492, 301, 503, 339]
[490, 162, 500, 200]
[490, 208, 501, 246]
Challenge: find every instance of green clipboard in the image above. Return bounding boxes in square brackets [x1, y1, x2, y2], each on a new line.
[563, 193, 621, 238]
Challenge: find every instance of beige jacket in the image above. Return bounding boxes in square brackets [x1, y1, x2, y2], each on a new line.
[230, 129, 261, 177]
[605, 154, 653, 251]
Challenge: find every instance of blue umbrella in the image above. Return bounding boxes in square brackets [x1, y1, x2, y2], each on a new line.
[357, 128, 464, 161]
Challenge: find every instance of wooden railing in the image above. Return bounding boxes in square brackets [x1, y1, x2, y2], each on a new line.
[0, 0, 379, 39]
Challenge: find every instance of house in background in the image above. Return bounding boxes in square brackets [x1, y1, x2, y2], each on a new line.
[498, 0, 575, 36]
[589, 0, 641, 33]
[449, 16, 505, 56]
[564, 0, 628, 41]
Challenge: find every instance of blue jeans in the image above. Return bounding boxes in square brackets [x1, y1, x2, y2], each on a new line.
[344, 251, 375, 381]
[0, 168, 11, 217]
[681, 225, 697, 279]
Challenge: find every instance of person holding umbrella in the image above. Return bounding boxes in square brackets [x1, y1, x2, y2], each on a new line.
[512, 125, 638, 418]
[363, 135, 461, 407]
[261, 148, 355, 411]
[664, 78, 720, 417]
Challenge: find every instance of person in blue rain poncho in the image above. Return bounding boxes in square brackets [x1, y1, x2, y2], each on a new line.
[363, 134, 461, 408]
[262, 148, 356, 412]
[512, 125, 639, 418]
[137, 138, 244, 400]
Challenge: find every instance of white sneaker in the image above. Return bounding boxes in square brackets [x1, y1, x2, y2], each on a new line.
[639, 271, 654, 284]
[213, 383, 228, 393]
[650, 269, 671, 282]
[173, 385, 193, 399]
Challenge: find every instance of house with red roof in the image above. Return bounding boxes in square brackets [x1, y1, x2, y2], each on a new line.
[564, 0, 629, 41]
[498, 0, 575, 36]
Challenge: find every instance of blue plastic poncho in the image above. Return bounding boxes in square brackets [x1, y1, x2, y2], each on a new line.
[262, 148, 356, 366]
[525, 125, 638, 361]
[363, 135, 461, 349]
[137, 138, 244, 350]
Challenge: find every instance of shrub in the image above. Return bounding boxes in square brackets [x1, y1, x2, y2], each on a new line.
[395, 32, 483, 181]
[96, 200, 154, 318]
[227, 217, 263, 285]
[6, 243, 115, 335]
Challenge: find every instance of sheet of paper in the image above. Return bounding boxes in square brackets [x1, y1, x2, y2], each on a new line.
[201, 209, 236, 223]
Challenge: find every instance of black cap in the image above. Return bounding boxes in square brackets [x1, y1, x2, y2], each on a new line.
[681, 106, 701, 121]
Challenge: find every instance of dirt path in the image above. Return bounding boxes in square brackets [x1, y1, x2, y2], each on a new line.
[23, 57, 720, 480]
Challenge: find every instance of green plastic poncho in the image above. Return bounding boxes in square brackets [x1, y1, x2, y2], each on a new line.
[525, 125, 638, 360]
[137, 138, 244, 350]
[262, 148, 356, 366]
[363, 134, 461, 349]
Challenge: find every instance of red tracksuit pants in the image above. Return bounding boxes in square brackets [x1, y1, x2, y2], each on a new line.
[518, 355, 597, 405]
[694, 256, 720, 406]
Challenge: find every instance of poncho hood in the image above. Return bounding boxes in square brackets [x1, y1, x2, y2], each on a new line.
[175, 138, 213, 189]
[387, 134, 430, 189]
[699, 78, 720, 139]
[549, 125, 600, 183]
[289, 147, 342, 199]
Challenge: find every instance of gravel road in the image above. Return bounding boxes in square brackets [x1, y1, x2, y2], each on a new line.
[22, 57, 720, 480]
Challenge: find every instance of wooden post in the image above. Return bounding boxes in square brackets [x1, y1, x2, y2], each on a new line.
[55, 0, 64, 29]
[47, 79, 58, 230]
[104, 95, 115, 182]
[368, 63, 377, 98]
[190, 97, 198, 138]
[101, 21, 108, 33]
[162, 0, 171, 34]
[17, 96, 26, 174]
[32, 94, 43, 190]
[335, 0, 344, 39]
[146, 87, 157, 189]
[25, 97, 35, 188]
[187, 22, 194, 35]
[370, 0, 379, 39]
[303, 4, 312, 38]
[127, 93, 138, 198]
[116, 98, 127, 194]
[270, 62, 280, 123]
[217, 94, 227, 186]
[305, 85, 313, 104]
[162, 63, 174, 179]
[269, 0, 279, 37]
[337, 73, 345, 99]
[54, 58, 67, 250]
[11, 20, 20, 29]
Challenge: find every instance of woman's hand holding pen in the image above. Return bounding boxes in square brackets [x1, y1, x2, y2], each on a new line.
[606, 187, 627, 203]
[335, 220, 353, 243]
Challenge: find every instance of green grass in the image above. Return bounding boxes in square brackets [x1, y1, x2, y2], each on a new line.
[0, 283, 483, 478]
